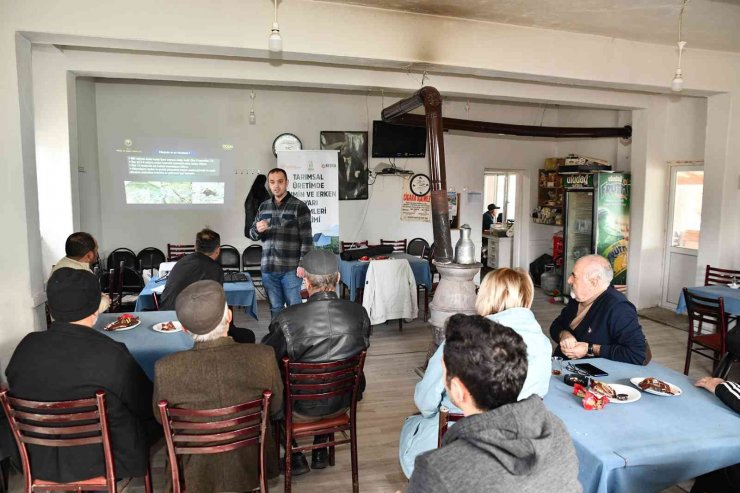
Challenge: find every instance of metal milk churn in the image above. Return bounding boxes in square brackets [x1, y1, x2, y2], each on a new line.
[454, 224, 476, 264]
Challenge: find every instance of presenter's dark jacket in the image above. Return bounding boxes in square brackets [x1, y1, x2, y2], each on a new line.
[5, 322, 160, 482]
[160, 252, 224, 310]
[550, 285, 647, 365]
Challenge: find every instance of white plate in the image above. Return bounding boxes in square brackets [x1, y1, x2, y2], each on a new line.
[104, 319, 140, 331]
[152, 321, 183, 333]
[728, 284, 739, 290]
[590, 383, 641, 404]
[357, 259, 370, 263]
[630, 377, 682, 396]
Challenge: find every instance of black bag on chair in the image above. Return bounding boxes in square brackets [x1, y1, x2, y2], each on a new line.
[339, 245, 395, 261]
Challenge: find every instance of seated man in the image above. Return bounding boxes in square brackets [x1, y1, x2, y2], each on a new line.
[262, 249, 370, 474]
[407, 314, 580, 493]
[51, 231, 110, 313]
[690, 376, 740, 493]
[6, 268, 160, 483]
[160, 227, 254, 343]
[482, 203, 499, 231]
[550, 254, 647, 365]
[153, 281, 283, 491]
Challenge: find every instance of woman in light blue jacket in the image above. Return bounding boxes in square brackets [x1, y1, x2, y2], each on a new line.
[398, 268, 552, 478]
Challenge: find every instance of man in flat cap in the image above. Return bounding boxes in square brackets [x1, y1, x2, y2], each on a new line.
[262, 249, 371, 474]
[6, 268, 160, 483]
[153, 281, 283, 492]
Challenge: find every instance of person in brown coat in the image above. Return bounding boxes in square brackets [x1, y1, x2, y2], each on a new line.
[153, 280, 283, 492]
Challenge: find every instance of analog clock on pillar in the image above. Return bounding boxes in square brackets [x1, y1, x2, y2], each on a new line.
[410, 173, 431, 197]
[272, 133, 302, 157]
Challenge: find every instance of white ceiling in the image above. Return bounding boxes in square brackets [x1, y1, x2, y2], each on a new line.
[317, 0, 740, 53]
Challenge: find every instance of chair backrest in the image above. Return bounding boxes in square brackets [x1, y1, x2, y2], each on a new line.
[437, 407, 464, 447]
[167, 244, 195, 262]
[406, 238, 430, 257]
[704, 265, 740, 286]
[380, 239, 407, 252]
[218, 245, 241, 271]
[341, 240, 368, 252]
[242, 245, 263, 275]
[137, 247, 166, 274]
[683, 288, 728, 353]
[282, 352, 367, 424]
[0, 389, 116, 492]
[106, 248, 137, 271]
[158, 391, 272, 493]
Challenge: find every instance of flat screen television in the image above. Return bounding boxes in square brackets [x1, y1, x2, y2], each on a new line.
[371, 120, 426, 158]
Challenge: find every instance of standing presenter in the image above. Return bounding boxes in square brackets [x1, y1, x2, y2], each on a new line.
[249, 167, 313, 318]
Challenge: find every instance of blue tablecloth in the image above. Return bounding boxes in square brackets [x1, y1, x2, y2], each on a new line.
[676, 285, 740, 316]
[94, 311, 194, 380]
[543, 358, 740, 493]
[134, 275, 258, 319]
[339, 253, 432, 302]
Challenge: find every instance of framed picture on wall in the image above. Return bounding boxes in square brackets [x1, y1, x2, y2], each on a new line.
[320, 131, 368, 200]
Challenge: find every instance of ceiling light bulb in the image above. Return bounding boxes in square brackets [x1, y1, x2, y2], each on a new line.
[268, 22, 282, 52]
[249, 109, 256, 124]
[671, 69, 684, 92]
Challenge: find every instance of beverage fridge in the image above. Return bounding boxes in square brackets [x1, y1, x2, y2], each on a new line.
[561, 172, 630, 297]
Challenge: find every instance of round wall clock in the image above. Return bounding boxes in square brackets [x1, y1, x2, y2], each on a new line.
[272, 133, 302, 157]
[410, 173, 431, 197]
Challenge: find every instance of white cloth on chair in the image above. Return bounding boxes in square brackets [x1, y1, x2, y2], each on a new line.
[362, 259, 418, 325]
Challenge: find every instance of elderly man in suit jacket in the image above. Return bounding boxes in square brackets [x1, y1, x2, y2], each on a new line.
[153, 281, 283, 492]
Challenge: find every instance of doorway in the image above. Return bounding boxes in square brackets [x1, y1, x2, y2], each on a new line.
[660, 164, 704, 308]
[483, 171, 521, 268]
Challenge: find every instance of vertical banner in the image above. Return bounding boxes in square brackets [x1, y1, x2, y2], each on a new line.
[595, 173, 630, 288]
[400, 176, 431, 222]
[277, 150, 340, 253]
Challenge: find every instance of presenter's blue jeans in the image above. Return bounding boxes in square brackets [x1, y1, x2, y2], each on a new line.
[262, 270, 303, 319]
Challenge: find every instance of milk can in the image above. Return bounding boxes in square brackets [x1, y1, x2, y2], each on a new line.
[454, 224, 476, 264]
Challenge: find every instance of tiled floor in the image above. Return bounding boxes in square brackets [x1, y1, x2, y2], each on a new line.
[7, 291, 724, 492]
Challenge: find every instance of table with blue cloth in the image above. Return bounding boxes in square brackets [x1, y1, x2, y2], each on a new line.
[134, 274, 258, 319]
[94, 311, 193, 380]
[543, 357, 740, 493]
[339, 253, 432, 302]
[676, 284, 740, 316]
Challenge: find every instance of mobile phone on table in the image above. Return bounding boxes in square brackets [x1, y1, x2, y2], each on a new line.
[573, 363, 609, 377]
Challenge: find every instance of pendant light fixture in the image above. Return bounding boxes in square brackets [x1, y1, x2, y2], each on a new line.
[249, 90, 257, 124]
[671, 0, 689, 92]
[268, 0, 282, 53]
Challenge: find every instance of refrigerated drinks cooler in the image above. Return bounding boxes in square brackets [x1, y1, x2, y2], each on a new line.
[561, 172, 630, 297]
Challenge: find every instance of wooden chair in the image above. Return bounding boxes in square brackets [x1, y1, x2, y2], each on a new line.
[406, 238, 429, 257]
[380, 239, 407, 253]
[340, 240, 368, 252]
[704, 265, 740, 286]
[281, 352, 366, 493]
[437, 407, 464, 447]
[167, 244, 195, 262]
[0, 388, 152, 493]
[107, 262, 145, 313]
[136, 247, 166, 277]
[683, 288, 730, 375]
[106, 248, 137, 271]
[158, 391, 273, 493]
[218, 244, 241, 271]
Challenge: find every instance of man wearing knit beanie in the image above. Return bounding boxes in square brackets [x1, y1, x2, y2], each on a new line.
[6, 268, 161, 483]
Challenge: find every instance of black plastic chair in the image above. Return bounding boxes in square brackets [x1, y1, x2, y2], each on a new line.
[243, 245, 266, 300]
[106, 248, 137, 271]
[218, 245, 241, 271]
[407, 238, 430, 257]
[137, 247, 166, 277]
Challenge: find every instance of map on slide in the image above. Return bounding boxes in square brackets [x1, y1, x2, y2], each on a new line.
[124, 181, 224, 204]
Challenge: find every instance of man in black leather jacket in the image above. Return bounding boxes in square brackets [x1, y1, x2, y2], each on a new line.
[262, 249, 370, 473]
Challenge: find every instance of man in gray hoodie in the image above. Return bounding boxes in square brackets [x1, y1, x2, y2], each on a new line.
[407, 314, 582, 493]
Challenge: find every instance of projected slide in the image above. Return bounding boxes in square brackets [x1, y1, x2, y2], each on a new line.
[116, 138, 230, 205]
